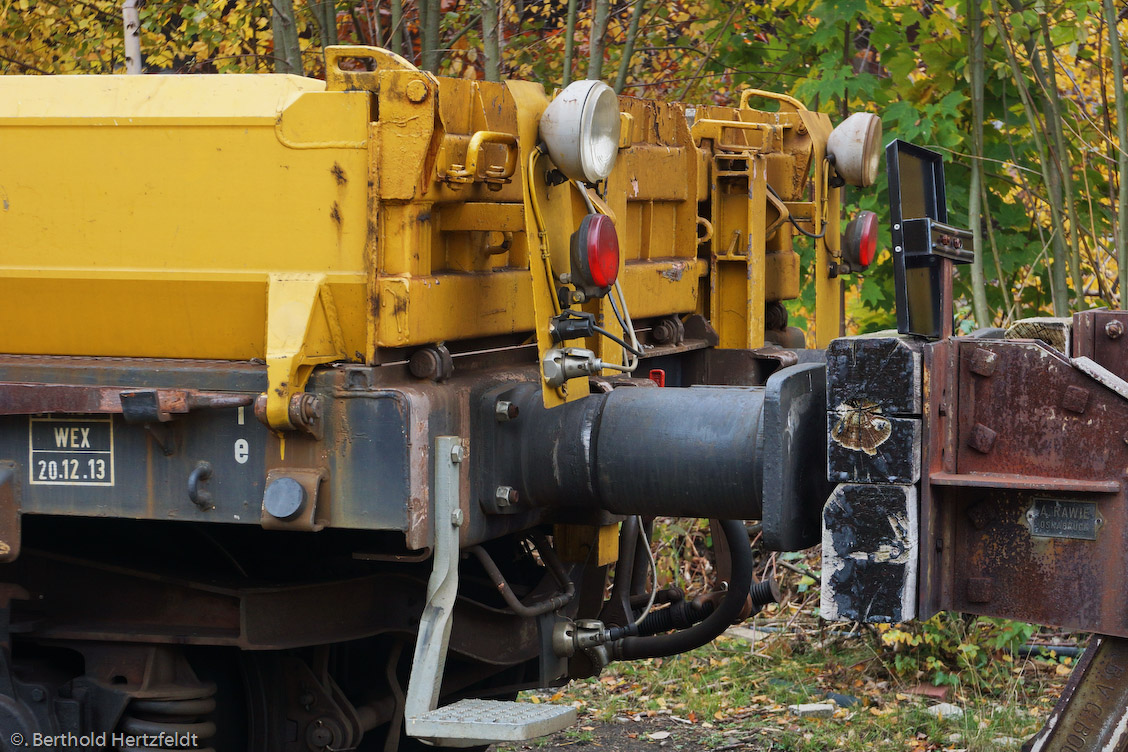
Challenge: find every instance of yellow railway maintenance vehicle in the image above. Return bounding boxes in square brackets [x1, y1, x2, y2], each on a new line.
[0, 46, 884, 750]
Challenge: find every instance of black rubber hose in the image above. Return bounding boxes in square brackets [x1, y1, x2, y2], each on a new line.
[611, 519, 752, 661]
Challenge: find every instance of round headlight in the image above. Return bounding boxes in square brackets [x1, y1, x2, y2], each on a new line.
[540, 80, 621, 183]
[827, 112, 882, 188]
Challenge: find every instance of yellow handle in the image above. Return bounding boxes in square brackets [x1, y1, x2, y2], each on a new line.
[739, 88, 806, 112]
[691, 118, 777, 152]
[325, 45, 417, 91]
[448, 131, 520, 184]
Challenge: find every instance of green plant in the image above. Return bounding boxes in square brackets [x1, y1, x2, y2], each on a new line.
[878, 614, 1038, 690]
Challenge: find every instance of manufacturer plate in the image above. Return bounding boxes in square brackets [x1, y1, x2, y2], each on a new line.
[28, 417, 114, 486]
[1028, 498, 1101, 541]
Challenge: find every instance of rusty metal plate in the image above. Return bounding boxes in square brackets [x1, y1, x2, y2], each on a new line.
[956, 339, 1128, 484]
[941, 486, 1128, 637]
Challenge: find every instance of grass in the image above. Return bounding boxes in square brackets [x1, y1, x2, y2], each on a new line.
[509, 626, 1068, 750]
[500, 524, 1074, 752]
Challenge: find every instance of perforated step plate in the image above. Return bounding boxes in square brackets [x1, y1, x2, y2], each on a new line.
[406, 699, 577, 746]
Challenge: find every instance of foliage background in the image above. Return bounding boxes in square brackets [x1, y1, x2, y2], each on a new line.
[3, 0, 1127, 332]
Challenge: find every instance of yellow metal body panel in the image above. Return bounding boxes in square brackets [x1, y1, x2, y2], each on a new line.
[553, 524, 620, 567]
[0, 46, 842, 419]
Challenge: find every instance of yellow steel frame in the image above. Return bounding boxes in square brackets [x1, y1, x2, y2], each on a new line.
[0, 46, 842, 425]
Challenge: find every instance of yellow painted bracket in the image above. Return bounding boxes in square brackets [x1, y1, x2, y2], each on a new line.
[795, 110, 842, 348]
[325, 45, 417, 91]
[265, 274, 347, 430]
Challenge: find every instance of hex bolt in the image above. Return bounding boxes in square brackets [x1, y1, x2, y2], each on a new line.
[450, 509, 464, 527]
[450, 444, 465, 463]
[495, 400, 519, 422]
[495, 485, 519, 508]
[405, 78, 429, 103]
[1107, 320, 1125, 340]
[969, 348, 998, 377]
[1062, 385, 1090, 414]
[967, 423, 998, 454]
[287, 393, 322, 432]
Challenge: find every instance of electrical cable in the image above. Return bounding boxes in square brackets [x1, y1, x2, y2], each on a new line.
[765, 182, 827, 239]
[611, 281, 642, 371]
[594, 325, 644, 358]
[573, 179, 641, 371]
[632, 519, 658, 627]
[529, 145, 562, 315]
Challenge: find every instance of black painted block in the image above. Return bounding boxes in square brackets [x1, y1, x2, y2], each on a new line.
[827, 413, 921, 484]
[826, 336, 923, 416]
[821, 483, 917, 623]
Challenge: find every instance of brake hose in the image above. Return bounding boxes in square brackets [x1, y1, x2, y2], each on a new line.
[611, 518, 753, 661]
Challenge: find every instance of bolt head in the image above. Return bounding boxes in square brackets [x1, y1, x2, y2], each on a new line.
[450, 444, 465, 463]
[405, 78, 429, 103]
[494, 485, 518, 507]
[495, 400, 519, 422]
[264, 477, 306, 521]
[451, 508, 464, 526]
[1107, 320, 1125, 340]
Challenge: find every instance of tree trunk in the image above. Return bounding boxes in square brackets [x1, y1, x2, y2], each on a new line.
[391, 0, 405, 57]
[307, 0, 338, 55]
[563, 0, 577, 86]
[614, 0, 644, 93]
[968, 0, 989, 327]
[587, 0, 609, 80]
[1038, 12, 1082, 310]
[271, 0, 303, 75]
[990, 0, 1068, 316]
[1106, 0, 1128, 308]
[482, 0, 500, 81]
[420, 0, 440, 72]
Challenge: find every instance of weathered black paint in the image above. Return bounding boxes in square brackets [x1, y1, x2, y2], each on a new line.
[827, 413, 921, 484]
[826, 337, 922, 416]
[823, 483, 915, 623]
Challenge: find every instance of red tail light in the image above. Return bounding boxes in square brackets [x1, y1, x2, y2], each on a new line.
[570, 214, 620, 294]
[844, 210, 878, 272]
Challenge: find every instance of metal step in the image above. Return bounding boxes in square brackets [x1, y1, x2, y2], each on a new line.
[406, 698, 577, 746]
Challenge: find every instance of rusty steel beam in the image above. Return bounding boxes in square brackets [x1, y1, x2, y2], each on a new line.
[0, 382, 253, 418]
[1023, 636, 1128, 752]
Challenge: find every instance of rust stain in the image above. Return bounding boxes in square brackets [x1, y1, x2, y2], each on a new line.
[660, 262, 687, 282]
[831, 399, 892, 457]
[331, 162, 347, 186]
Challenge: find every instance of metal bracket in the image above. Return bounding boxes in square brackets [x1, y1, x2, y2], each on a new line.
[263, 274, 347, 431]
[405, 436, 465, 723]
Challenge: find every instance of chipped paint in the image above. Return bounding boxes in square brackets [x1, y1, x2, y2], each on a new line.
[831, 399, 892, 456]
